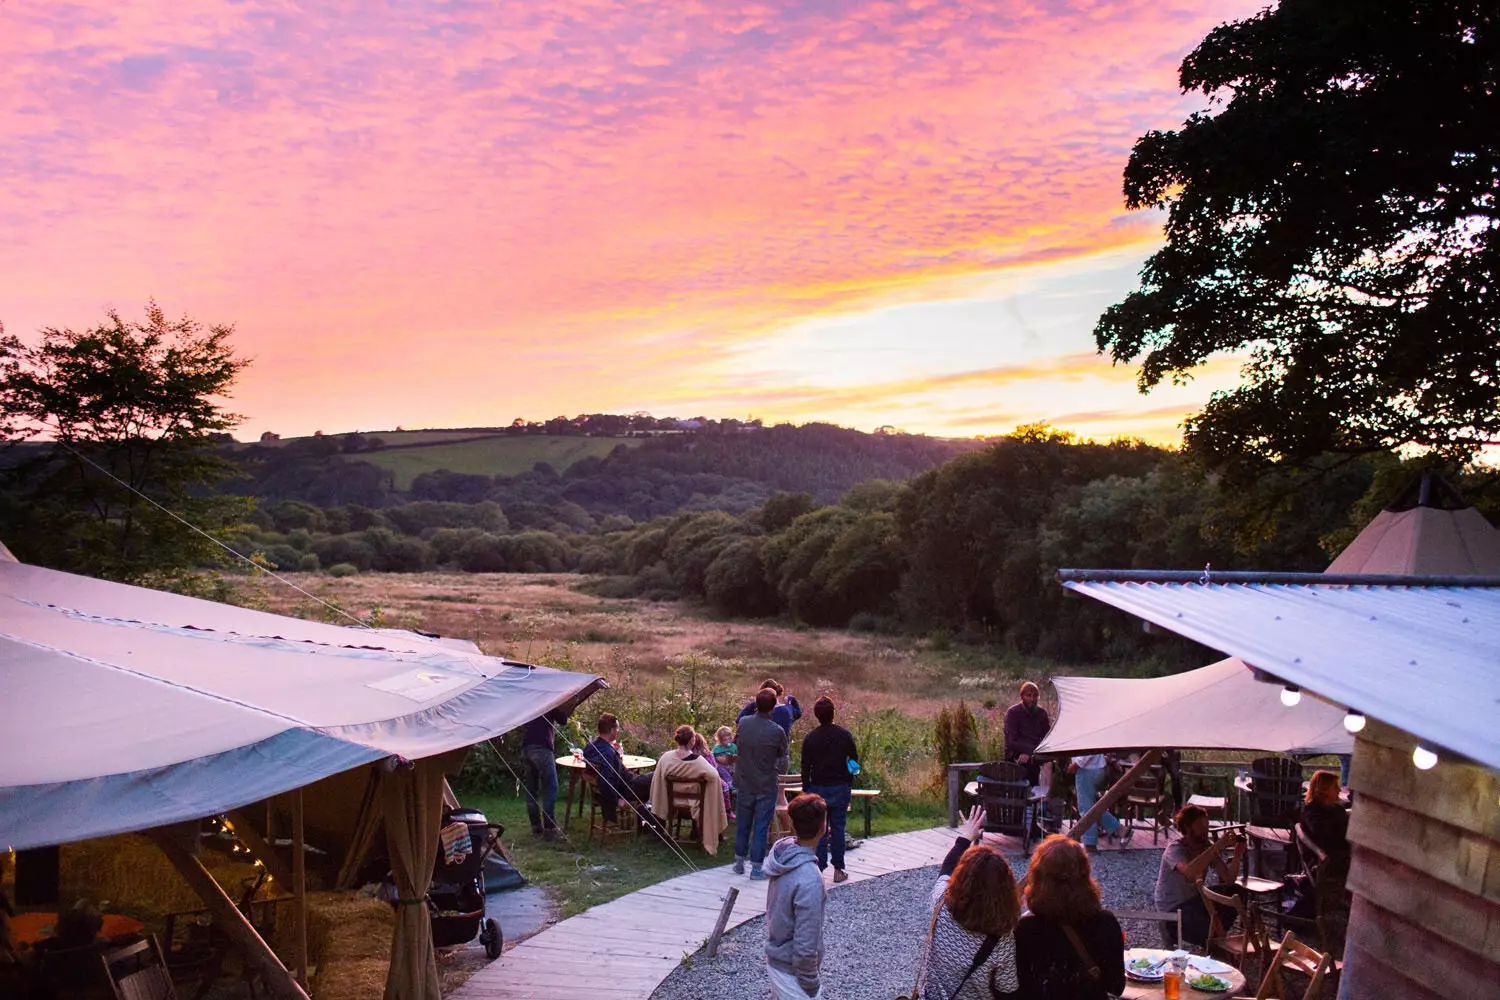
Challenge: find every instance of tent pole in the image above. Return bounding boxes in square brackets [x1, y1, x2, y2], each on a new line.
[1069, 749, 1163, 843]
[293, 787, 308, 990]
[227, 808, 294, 888]
[148, 828, 311, 1000]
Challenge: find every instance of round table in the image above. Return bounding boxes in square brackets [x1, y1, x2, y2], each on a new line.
[557, 753, 656, 830]
[11, 911, 146, 948]
[1119, 949, 1247, 998]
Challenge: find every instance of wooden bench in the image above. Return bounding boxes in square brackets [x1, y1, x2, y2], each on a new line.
[781, 783, 883, 837]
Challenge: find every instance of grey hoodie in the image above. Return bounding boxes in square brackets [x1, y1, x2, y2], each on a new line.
[763, 835, 826, 996]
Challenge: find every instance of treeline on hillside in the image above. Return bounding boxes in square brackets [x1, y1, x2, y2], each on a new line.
[222, 429, 1495, 661]
[225, 422, 978, 515]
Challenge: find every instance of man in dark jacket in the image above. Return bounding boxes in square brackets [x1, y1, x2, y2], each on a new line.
[800, 696, 858, 882]
[734, 687, 790, 879]
[1003, 681, 1050, 787]
[521, 706, 570, 839]
[582, 713, 655, 825]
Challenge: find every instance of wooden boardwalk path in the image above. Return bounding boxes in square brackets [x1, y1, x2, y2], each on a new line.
[452, 825, 963, 1000]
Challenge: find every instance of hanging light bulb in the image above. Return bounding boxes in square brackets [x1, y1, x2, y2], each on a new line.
[1412, 745, 1439, 770]
[1343, 711, 1366, 733]
[1280, 685, 1302, 707]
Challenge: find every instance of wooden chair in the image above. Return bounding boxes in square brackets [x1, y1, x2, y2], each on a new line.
[1234, 931, 1331, 1000]
[773, 773, 802, 838]
[975, 761, 1032, 847]
[1118, 760, 1172, 844]
[1266, 823, 1348, 958]
[1181, 767, 1230, 819]
[1114, 908, 1183, 949]
[1246, 757, 1302, 876]
[102, 936, 177, 1000]
[664, 776, 709, 846]
[1198, 881, 1275, 975]
[582, 765, 637, 845]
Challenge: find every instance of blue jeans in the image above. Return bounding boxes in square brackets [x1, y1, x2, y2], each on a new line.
[806, 784, 851, 871]
[522, 744, 559, 833]
[1074, 766, 1121, 847]
[733, 790, 776, 865]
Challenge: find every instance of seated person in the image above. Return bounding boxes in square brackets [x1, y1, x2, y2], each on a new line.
[649, 726, 730, 854]
[1016, 835, 1126, 1000]
[711, 726, 738, 770]
[582, 712, 656, 825]
[1153, 804, 1245, 947]
[1301, 769, 1350, 863]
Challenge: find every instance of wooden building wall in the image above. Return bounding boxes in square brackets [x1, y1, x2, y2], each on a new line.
[1342, 721, 1500, 1000]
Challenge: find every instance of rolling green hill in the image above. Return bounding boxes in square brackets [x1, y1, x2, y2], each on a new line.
[360, 435, 641, 489]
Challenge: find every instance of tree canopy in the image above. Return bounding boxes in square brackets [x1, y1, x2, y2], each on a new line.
[0, 302, 251, 580]
[1096, 0, 1499, 468]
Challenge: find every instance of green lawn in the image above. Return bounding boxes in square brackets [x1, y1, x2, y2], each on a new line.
[360, 435, 642, 489]
[463, 787, 946, 919]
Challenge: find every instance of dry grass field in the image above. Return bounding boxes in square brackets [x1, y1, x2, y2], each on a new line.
[250, 571, 1040, 722]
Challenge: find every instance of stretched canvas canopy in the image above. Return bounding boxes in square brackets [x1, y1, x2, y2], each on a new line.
[1037, 656, 1352, 756]
[1040, 493, 1500, 759]
[0, 559, 601, 851]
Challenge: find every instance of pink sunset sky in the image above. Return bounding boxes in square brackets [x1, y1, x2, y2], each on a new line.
[0, 0, 1263, 443]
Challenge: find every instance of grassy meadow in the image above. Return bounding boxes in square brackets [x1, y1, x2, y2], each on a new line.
[357, 435, 642, 488]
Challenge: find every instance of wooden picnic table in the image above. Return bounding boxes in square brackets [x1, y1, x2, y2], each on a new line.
[1119, 949, 1247, 998]
[783, 784, 883, 837]
[557, 753, 656, 830]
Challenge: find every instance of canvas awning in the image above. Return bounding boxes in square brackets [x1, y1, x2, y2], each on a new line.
[1036, 655, 1352, 756]
[0, 559, 602, 851]
[1058, 577, 1500, 770]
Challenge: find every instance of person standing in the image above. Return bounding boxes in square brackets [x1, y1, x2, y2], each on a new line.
[734, 687, 790, 879]
[800, 696, 859, 883]
[738, 677, 803, 735]
[763, 793, 829, 999]
[1002, 681, 1050, 787]
[1066, 754, 1122, 853]
[520, 706, 570, 840]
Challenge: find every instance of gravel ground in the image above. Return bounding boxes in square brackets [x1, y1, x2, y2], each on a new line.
[651, 845, 1169, 1000]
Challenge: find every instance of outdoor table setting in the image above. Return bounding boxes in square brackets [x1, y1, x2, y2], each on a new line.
[558, 751, 656, 830]
[1119, 948, 1246, 998]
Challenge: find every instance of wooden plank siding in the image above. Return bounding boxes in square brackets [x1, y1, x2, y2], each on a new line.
[1342, 721, 1500, 998]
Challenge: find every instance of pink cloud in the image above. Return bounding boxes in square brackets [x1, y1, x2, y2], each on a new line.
[0, 0, 1264, 436]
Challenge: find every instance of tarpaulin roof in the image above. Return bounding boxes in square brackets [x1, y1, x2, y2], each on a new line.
[0, 560, 601, 850]
[1059, 579, 1500, 770]
[1036, 655, 1353, 756]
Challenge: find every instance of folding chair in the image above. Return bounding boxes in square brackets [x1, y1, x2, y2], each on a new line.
[1198, 881, 1275, 975]
[1114, 908, 1184, 949]
[1237, 931, 1331, 1000]
[102, 935, 178, 1000]
[1118, 759, 1172, 844]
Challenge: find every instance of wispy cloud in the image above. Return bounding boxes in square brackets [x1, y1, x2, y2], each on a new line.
[0, 0, 1263, 438]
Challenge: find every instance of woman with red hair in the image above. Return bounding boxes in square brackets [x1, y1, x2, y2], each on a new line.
[1015, 835, 1126, 999]
[918, 806, 1021, 999]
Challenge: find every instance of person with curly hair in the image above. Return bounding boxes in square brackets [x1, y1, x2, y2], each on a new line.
[1015, 835, 1126, 1000]
[919, 806, 1021, 999]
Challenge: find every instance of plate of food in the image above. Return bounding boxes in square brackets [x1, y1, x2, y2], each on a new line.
[1124, 954, 1167, 982]
[1187, 972, 1231, 992]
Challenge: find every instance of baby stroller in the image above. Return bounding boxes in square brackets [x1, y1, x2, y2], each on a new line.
[429, 807, 506, 959]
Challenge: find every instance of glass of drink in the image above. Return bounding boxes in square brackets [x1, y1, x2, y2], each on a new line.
[1163, 952, 1188, 1000]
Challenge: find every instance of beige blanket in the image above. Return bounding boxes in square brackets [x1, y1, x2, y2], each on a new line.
[649, 750, 728, 854]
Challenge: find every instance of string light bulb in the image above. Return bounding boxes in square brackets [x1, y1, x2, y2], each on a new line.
[1412, 745, 1439, 770]
[1280, 685, 1302, 707]
[1343, 711, 1366, 733]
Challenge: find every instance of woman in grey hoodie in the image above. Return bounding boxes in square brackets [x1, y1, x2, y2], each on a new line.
[764, 793, 829, 999]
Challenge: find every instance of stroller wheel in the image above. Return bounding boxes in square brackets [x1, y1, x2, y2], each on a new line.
[482, 918, 503, 960]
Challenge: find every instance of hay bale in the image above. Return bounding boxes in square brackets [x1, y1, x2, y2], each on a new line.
[59, 834, 267, 917]
[304, 891, 394, 1000]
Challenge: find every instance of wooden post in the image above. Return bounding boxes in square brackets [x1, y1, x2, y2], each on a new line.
[292, 788, 308, 990]
[1069, 749, 1163, 843]
[148, 829, 311, 1000]
[227, 809, 295, 888]
[705, 887, 739, 958]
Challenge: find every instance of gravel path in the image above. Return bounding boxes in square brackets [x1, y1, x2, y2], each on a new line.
[651, 845, 1168, 1000]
